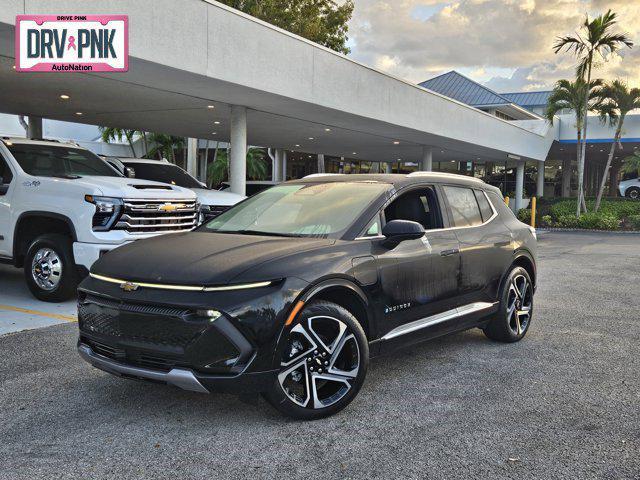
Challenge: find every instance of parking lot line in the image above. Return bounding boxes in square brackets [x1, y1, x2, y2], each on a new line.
[0, 304, 77, 322]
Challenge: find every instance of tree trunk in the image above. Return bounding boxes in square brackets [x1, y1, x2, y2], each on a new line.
[594, 121, 623, 212]
[126, 132, 136, 157]
[141, 132, 149, 158]
[609, 158, 622, 197]
[577, 58, 593, 217]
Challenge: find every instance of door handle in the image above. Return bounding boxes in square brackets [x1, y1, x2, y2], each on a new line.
[440, 248, 459, 257]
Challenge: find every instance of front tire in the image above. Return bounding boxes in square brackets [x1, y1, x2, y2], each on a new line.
[263, 301, 369, 420]
[626, 187, 640, 200]
[24, 234, 78, 302]
[483, 266, 533, 342]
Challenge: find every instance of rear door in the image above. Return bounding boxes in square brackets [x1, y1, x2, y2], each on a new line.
[441, 185, 512, 310]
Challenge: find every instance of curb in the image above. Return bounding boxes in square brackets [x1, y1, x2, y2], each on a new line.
[536, 228, 640, 234]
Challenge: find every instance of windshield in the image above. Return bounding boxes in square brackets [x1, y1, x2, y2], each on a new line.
[202, 182, 390, 238]
[8, 143, 121, 178]
[124, 162, 203, 189]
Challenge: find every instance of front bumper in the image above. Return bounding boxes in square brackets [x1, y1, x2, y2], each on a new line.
[78, 343, 277, 394]
[73, 241, 130, 270]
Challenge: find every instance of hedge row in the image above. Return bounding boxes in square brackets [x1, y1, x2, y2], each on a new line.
[517, 198, 640, 231]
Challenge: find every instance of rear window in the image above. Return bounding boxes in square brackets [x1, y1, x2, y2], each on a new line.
[442, 185, 483, 227]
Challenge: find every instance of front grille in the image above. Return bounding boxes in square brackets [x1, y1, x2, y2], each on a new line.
[78, 296, 207, 350]
[114, 198, 197, 234]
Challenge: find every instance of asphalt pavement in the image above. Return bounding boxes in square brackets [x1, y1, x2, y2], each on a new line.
[0, 231, 638, 479]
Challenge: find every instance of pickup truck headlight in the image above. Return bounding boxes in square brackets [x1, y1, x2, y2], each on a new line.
[85, 195, 123, 231]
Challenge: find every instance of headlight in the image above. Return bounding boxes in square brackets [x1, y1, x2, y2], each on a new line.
[85, 195, 123, 231]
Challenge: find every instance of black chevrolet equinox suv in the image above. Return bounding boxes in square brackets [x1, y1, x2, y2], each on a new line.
[77, 173, 537, 419]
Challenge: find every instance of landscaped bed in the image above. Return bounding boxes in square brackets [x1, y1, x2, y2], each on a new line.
[518, 198, 640, 231]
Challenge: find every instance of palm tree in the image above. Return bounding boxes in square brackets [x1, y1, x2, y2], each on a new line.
[99, 126, 137, 157]
[622, 151, 640, 176]
[554, 9, 633, 216]
[207, 147, 268, 187]
[545, 78, 603, 198]
[146, 133, 185, 163]
[593, 80, 640, 211]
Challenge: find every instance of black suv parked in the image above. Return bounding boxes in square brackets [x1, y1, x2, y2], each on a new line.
[77, 173, 537, 419]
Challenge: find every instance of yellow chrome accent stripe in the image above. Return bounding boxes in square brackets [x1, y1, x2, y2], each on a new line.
[89, 273, 272, 292]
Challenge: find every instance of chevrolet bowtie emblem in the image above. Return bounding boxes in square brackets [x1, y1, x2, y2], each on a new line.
[158, 203, 177, 212]
[120, 281, 140, 292]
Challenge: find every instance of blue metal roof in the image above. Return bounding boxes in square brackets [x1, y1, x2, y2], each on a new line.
[501, 91, 552, 107]
[419, 71, 511, 107]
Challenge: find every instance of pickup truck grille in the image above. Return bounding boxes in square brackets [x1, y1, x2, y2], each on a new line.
[114, 198, 197, 234]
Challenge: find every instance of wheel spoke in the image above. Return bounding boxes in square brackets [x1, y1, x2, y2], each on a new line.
[277, 357, 311, 407]
[308, 316, 347, 354]
[281, 323, 317, 367]
[328, 333, 359, 378]
[518, 278, 528, 301]
[311, 372, 352, 409]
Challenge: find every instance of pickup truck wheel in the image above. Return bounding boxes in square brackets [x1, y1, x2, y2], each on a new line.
[24, 234, 78, 302]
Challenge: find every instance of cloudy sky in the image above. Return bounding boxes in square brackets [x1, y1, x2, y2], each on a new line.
[347, 0, 640, 92]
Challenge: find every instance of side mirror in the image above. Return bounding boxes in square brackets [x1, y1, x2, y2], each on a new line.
[382, 220, 425, 246]
[0, 176, 7, 195]
[125, 167, 135, 178]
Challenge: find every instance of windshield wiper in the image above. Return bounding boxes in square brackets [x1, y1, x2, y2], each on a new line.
[235, 229, 304, 238]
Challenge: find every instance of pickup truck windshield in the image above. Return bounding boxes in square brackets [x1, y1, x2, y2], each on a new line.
[202, 182, 389, 238]
[8, 144, 121, 178]
[123, 162, 203, 189]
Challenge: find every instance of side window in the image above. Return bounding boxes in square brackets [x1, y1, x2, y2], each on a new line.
[361, 215, 382, 237]
[474, 190, 494, 222]
[487, 191, 517, 219]
[384, 187, 442, 230]
[0, 155, 13, 196]
[442, 186, 483, 227]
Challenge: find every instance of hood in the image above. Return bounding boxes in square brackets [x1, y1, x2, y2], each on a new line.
[92, 231, 334, 286]
[42, 175, 197, 200]
[191, 188, 245, 206]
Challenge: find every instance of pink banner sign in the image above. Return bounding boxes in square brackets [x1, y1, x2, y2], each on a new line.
[15, 15, 128, 72]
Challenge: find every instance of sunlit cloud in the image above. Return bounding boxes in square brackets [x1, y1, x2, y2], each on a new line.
[347, 0, 640, 91]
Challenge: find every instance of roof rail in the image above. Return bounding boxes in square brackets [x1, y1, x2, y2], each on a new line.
[303, 173, 343, 178]
[407, 171, 485, 183]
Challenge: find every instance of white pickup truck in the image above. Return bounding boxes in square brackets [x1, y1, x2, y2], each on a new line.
[0, 138, 198, 302]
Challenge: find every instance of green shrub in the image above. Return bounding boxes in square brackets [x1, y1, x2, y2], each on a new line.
[540, 215, 553, 227]
[517, 208, 531, 223]
[575, 212, 619, 230]
[549, 199, 640, 221]
[627, 214, 640, 230]
[557, 215, 579, 228]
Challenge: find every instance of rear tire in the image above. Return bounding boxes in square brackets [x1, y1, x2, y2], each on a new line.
[24, 234, 78, 302]
[483, 266, 533, 343]
[263, 300, 368, 420]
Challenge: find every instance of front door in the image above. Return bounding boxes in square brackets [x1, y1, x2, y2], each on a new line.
[373, 186, 461, 346]
[0, 152, 15, 257]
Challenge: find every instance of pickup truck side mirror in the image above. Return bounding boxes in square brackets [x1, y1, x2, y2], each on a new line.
[382, 220, 425, 246]
[0, 176, 8, 195]
[125, 167, 135, 178]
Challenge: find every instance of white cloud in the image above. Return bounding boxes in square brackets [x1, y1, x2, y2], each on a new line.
[347, 0, 640, 91]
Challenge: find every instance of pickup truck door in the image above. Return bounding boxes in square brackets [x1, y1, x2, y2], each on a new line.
[0, 152, 15, 257]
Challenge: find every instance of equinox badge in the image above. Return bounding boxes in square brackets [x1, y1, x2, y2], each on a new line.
[120, 281, 140, 292]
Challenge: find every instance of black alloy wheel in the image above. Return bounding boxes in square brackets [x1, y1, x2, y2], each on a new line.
[264, 301, 368, 420]
[483, 266, 533, 342]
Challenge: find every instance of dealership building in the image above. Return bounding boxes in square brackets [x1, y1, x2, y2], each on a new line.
[1, 0, 639, 211]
